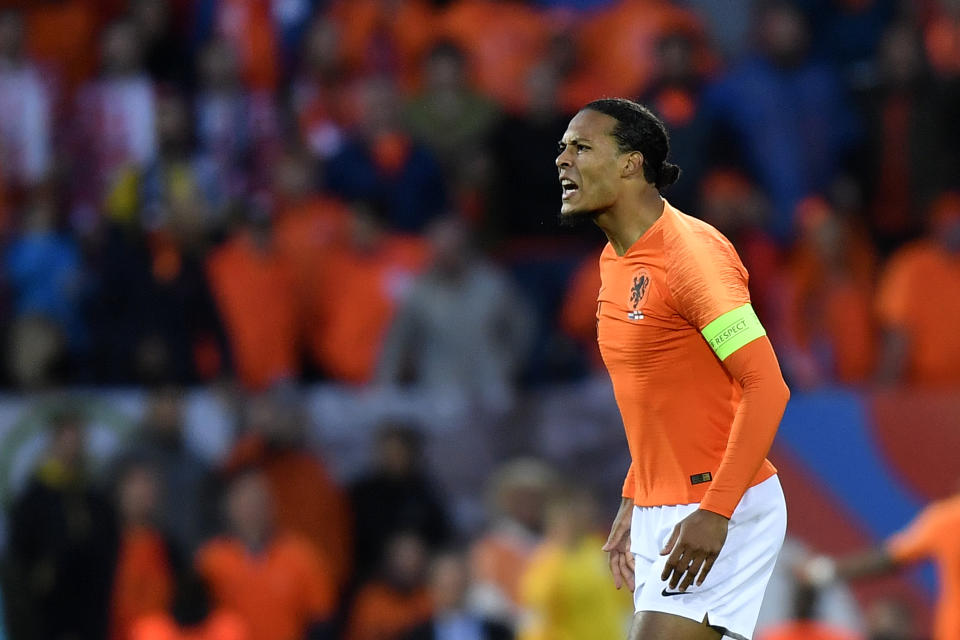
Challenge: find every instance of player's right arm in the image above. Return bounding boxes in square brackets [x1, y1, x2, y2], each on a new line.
[602, 495, 635, 591]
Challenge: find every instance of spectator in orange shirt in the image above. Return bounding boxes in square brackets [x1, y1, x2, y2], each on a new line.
[438, 0, 550, 111]
[561, 0, 703, 111]
[110, 461, 176, 640]
[131, 569, 248, 640]
[327, 0, 436, 91]
[270, 147, 351, 299]
[206, 202, 299, 390]
[876, 192, 960, 386]
[924, 0, 960, 79]
[22, 0, 100, 92]
[224, 391, 352, 589]
[197, 469, 337, 640]
[307, 202, 430, 384]
[774, 197, 878, 388]
[346, 532, 434, 640]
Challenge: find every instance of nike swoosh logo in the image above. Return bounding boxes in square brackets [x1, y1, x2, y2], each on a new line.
[661, 588, 688, 597]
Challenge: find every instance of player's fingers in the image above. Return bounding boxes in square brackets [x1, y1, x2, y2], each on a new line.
[679, 556, 705, 592]
[668, 553, 690, 590]
[660, 523, 681, 556]
[660, 546, 684, 582]
[608, 552, 624, 590]
[696, 554, 717, 586]
[622, 552, 636, 592]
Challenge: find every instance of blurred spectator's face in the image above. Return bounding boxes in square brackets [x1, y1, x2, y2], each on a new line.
[131, 0, 168, 41]
[358, 79, 400, 136]
[429, 554, 470, 611]
[348, 206, 385, 251]
[101, 22, 143, 75]
[384, 534, 428, 590]
[880, 25, 923, 86]
[425, 50, 466, 93]
[525, 64, 561, 116]
[199, 40, 240, 91]
[274, 153, 314, 202]
[157, 95, 190, 150]
[51, 421, 85, 468]
[304, 19, 341, 75]
[658, 34, 695, 84]
[146, 389, 183, 442]
[503, 484, 547, 532]
[227, 472, 273, 541]
[759, 5, 809, 66]
[429, 218, 470, 273]
[0, 11, 24, 60]
[377, 432, 417, 478]
[246, 394, 303, 447]
[119, 465, 160, 526]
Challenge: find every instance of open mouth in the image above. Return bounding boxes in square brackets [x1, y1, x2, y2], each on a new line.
[561, 178, 580, 200]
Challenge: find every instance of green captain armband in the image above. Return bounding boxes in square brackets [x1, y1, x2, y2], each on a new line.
[701, 303, 766, 361]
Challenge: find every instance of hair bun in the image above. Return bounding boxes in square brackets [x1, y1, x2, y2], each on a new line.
[656, 162, 681, 190]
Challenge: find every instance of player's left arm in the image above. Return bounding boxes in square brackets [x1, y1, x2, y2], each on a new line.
[699, 328, 791, 519]
[661, 234, 790, 592]
[661, 331, 789, 592]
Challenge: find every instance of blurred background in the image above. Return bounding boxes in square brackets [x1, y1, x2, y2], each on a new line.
[0, 0, 957, 638]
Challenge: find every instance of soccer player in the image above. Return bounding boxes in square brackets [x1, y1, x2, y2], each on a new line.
[555, 98, 790, 640]
[802, 488, 960, 640]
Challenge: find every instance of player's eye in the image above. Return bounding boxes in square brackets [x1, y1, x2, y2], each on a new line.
[577, 144, 589, 153]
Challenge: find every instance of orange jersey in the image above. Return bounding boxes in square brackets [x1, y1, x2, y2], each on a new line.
[886, 494, 960, 640]
[597, 202, 777, 512]
[197, 533, 336, 640]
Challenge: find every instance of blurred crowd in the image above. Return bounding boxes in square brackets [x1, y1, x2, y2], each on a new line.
[0, 0, 957, 394]
[0, 0, 959, 638]
[1, 392, 639, 640]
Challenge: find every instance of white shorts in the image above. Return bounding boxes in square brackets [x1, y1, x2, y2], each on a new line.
[630, 475, 787, 640]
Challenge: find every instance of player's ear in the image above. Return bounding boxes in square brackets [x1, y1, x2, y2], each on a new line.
[621, 151, 644, 179]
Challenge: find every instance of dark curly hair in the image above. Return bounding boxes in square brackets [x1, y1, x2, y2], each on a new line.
[582, 98, 681, 191]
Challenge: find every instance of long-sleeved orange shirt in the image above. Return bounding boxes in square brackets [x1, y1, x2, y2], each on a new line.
[598, 202, 788, 517]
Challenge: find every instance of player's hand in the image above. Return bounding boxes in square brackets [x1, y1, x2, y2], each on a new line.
[660, 509, 729, 592]
[602, 497, 636, 591]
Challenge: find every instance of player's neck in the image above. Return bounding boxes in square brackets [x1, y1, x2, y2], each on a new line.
[595, 190, 665, 256]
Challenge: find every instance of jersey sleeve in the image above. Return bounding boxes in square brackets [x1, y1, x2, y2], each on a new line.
[665, 225, 765, 360]
[886, 504, 940, 563]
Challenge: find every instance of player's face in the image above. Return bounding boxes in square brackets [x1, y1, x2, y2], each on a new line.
[556, 110, 624, 222]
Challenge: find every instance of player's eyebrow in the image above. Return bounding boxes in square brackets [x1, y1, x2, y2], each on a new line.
[558, 137, 592, 146]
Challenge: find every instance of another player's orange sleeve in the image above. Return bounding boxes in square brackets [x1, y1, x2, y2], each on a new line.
[876, 251, 915, 330]
[699, 337, 790, 517]
[886, 506, 939, 564]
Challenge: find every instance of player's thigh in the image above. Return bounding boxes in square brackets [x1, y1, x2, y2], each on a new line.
[628, 611, 722, 640]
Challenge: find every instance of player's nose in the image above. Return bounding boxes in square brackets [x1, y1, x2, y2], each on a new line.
[556, 149, 572, 169]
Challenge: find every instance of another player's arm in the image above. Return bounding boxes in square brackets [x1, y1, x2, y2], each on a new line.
[803, 503, 939, 588]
